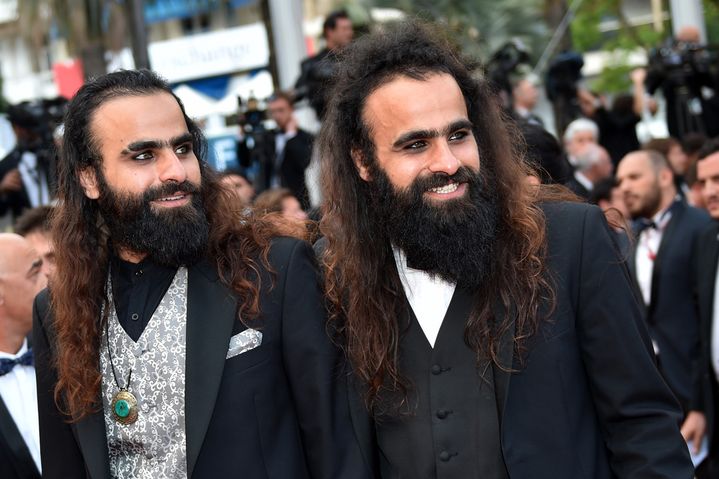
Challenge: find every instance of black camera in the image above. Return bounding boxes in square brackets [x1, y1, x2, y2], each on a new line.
[487, 40, 532, 97]
[6, 97, 67, 168]
[648, 38, 717, 85]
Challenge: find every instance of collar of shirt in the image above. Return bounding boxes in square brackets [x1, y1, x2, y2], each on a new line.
[392, 246, 456, 348]
[110, 254, 177, 341]
[574, 170, 594, 191]
[0, 338, 28, 359]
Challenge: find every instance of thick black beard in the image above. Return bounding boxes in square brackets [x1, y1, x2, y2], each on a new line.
[368, 165, 499, 289]
[95, 174, 210, 267]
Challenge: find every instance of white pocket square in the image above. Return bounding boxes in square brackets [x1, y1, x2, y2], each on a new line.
[226, 329, 263, 359]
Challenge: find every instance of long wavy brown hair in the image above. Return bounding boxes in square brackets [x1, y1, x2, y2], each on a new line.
[51, 70, 289, 421]
[318, 22, 557, 413]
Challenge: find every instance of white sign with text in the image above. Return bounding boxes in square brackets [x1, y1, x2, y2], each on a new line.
[149, 22, 269, 83]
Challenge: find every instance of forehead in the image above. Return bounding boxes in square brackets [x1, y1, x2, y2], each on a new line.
[698, 152, 719, 178]
[90, 92, 188, 154]
[618, 153, 651, 175]
[363, 73, 468, 138]
[268, 97, 291, 109]
[0, 241, 34, 275]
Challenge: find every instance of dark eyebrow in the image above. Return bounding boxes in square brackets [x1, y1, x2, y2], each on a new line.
[27, 258, 42, 277]
[392, 119, 473, 150]
[120, 132, 193, 156]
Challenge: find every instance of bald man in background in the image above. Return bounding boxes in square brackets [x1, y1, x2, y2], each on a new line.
[0, 233, 46, 479]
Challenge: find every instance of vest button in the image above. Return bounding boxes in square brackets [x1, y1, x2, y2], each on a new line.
[439, 450, 451, 462]
[431, 364, 442, 375]
[436, 409, 450, 419]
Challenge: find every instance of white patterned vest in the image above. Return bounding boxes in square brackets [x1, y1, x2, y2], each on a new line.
[100, 267, 188, 479]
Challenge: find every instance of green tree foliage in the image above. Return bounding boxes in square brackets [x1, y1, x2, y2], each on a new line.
[362, 0, 549, 64]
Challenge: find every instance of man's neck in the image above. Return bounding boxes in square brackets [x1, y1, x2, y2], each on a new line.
[652, 190, 677, 218]
[0, 325, 27, 355]
[117, 248, 147, 264]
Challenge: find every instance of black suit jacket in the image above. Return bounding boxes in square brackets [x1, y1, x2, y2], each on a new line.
[564, 174, 591, 200]
[33, 238, 368, 479]
[345, 202, 693, 478]
[694, 222, 719, 447]
[279, 130, 314, 210]
[627, 201, 711, 411]
[0, 395, 41, 479]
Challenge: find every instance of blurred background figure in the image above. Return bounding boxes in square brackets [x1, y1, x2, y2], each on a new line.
[616, 149, 710, 415]
[577, 68, 654, 167]
[219, 170, 256, 207]
[520, 122, 570, 185]
[590, 177, 630, 221]
[644, 137, 691, 196]
[0, 233, 46, 479]
[565, 143, 613, 200]
[510, 73, 543, 127]
[294, 9, 353, 121]
[13, 206, 55, 282]
[563, 118, 599, 166]
[645, 25, 719, 139]
[0, 100, 64, 221]
[237, 92, 314, 207]
[254, 187, 307, 223]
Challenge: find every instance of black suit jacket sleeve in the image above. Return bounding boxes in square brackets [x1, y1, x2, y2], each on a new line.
[33, 290, 88, 478]
[280, 240, 369, 479]
[576, 207, 692, 478]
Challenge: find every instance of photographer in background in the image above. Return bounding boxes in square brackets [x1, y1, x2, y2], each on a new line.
[645, 26, 719, 139]
[0, 101, 63, 221]
[294, 9, 353, 121]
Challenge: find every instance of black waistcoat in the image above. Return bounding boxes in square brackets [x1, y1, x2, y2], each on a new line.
[375, 288, 509, 479]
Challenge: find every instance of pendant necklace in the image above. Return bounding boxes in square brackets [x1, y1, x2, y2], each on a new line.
[106, 319, 138, 425]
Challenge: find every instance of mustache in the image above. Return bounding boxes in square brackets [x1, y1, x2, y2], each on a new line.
[143, 181, 200, 202]
[410, 166, 477, 192]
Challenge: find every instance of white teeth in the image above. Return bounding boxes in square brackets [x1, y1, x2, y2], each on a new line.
[158, 195, 185, 201]
[429, 183, 459, 194]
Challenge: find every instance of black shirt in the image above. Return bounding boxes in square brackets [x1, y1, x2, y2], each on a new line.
[111, 256, 177, 342]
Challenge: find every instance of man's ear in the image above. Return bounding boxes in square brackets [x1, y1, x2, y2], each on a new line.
[78, 168, 100, 199]
[351, 148, 371, 182]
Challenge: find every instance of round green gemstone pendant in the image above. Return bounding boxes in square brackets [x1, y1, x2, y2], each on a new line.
[111, 390, 138, 425]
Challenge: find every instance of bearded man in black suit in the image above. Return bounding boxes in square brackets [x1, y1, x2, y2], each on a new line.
[316, 21, 693, 478]
[33, 70, 364, 479]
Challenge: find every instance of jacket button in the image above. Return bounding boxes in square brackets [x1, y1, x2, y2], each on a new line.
[431, 364, 442, 375]
[439, 451, 451, 462]
[436, 409, 450, 419]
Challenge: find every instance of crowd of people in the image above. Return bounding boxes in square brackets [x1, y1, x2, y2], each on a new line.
[2, 10, 719, 479]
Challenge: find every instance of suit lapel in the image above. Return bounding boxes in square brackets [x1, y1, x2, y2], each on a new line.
[73, 410, 111, 479]
[649, 202, 684, 313]
[185, 261, 237, 477]
[700, 224, 719, 337]
[0, 396, 41, 479]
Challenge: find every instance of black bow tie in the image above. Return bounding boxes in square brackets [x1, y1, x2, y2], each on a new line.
[0, 349, 33, 377]
[636, 219, 657, 234]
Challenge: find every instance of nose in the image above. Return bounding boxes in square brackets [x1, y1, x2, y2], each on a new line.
[427, 140, 461, 176]
[158, 150, 188, 184]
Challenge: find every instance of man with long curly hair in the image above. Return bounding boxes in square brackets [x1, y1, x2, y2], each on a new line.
[317, 22, 693, 478]
[32, 70, 364, 479]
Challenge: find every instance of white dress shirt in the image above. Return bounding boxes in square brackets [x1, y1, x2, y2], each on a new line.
[573, 171, 594, 192]
[0, 339, 41, 472]
[393, 247, 456, 347]
[635, 206, 673, 306]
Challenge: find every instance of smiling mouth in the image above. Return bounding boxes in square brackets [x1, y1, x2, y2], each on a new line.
[428, 182, 460, 194]
[154, 193, 189, 203]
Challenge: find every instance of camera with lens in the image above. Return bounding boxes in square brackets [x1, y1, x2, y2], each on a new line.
[648, 38, 718, 86]
[487, 40, 532, 98]
[6, 98, 67, 169]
